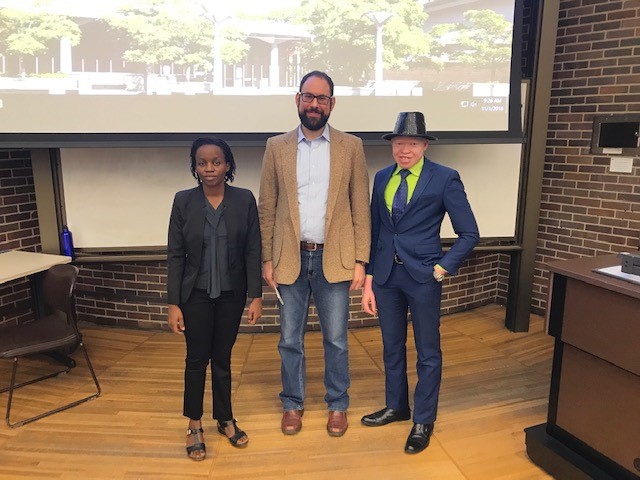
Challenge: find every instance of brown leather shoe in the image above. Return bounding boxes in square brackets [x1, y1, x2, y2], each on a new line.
[327, 410, 348, 437]
[281, 409, 304, 435]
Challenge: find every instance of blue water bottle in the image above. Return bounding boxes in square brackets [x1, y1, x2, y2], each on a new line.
[61, 225, 75, 259]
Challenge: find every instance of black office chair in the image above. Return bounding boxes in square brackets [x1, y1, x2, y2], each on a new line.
[0, 264, 101, 428]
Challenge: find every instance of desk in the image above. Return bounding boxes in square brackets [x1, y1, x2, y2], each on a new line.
[1, 250, 72, 318]
[525, 255, 640, 480]
[1, 250, 72, 284]
[0, 250, 74, 366]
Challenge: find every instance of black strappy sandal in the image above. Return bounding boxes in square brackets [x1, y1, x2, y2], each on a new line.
[186, 427, 206, 461]
[217, 419, 249, 448]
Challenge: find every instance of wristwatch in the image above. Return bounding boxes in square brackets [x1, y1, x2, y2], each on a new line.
[355, 260, 367, 266]
[433, 270, 445, 282]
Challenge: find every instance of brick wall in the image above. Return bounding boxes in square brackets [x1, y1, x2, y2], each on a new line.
[531, 0, 640, 315]
[0, 151, 42, 327]
[441, 253, 510, 313]
[73, 252, 504, 333]
[74, 262, 167, 330]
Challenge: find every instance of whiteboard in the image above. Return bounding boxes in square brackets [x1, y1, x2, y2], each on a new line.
[60, 142, 521, 248]
[366, 143, 522, 239]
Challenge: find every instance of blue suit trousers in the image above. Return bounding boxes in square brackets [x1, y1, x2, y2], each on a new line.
[373, 262, 443, 424]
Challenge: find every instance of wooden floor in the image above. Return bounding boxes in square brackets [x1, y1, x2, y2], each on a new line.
[0, 304, 554, 480]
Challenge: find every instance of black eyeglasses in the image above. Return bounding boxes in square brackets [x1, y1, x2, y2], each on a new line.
[299, 92, 333, 105]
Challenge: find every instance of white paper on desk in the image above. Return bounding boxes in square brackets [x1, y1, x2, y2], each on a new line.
[274, 286, 284, 305]
[594, 265, 640, 286]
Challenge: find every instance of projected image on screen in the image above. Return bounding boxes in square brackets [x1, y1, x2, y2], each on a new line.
[0, 0, 517, 135]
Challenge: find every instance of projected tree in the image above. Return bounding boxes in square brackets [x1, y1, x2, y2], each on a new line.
[429, 9, 512, 82]
[285, 0, 429, 85]
[0, 9, 81, 75]
[104, 0, 248, 75]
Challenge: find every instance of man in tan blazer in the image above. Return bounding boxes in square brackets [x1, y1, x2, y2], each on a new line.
[259, 71, 370, 437]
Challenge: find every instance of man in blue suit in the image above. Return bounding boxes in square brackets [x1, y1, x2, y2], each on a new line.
[361, 112, 479, 454]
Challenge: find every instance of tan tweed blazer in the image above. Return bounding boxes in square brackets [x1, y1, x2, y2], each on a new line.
[258, 126, 371, 284]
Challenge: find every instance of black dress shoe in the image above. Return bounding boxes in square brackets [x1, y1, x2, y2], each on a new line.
[361, 407, 411, 427]
[404, 423, 434, 454]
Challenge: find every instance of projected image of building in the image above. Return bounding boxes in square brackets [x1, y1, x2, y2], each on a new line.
[0, 1, 313, 95]
[0, 0, 513, 95]
[0, 0, 519, 136]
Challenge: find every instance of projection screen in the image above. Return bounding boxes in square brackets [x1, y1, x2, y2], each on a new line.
[0, 0, 521, 144]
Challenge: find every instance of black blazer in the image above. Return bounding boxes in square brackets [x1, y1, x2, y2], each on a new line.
[167, 184, 262, 305]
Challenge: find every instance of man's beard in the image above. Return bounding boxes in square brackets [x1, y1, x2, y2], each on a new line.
[299, 107, 330, 131]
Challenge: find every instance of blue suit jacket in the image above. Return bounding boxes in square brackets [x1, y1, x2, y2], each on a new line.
[367, 157, 479, 284]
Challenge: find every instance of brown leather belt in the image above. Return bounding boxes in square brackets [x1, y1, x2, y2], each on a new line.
[301, 241, 324, 251]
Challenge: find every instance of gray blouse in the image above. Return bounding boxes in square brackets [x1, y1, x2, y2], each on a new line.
[194, 197, 232, 298]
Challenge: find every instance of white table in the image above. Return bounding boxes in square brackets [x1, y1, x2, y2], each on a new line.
[0, 250, 71, 285]
[0, 250, 75, 367]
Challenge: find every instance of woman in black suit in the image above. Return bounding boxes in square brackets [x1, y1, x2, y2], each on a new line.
[167, 137, 262, 461]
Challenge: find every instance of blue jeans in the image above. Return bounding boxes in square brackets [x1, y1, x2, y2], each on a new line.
[278, 249, 350, 412]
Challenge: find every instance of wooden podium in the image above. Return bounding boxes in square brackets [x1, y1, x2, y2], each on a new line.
[525, 255, 640, 480]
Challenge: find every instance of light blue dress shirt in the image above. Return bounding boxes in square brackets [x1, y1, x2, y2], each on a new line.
[297, 125, 331, 243]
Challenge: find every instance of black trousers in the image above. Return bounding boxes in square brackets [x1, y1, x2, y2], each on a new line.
[181, 289, 245, 422]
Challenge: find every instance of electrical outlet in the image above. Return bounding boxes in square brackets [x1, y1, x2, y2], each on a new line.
[609, 156, 634, 173]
